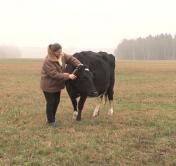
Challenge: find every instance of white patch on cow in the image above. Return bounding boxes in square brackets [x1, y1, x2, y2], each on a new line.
[73, 111, 78, 120]
[93, 97, 102, 117]
[85, 68, 89, 71]
[108, 100, 113, 116]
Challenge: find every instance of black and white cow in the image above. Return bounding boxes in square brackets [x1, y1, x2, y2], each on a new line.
[65, 51, 115, 121]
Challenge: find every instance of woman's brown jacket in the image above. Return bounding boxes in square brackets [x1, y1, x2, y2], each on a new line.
[40, 53, 80, 92]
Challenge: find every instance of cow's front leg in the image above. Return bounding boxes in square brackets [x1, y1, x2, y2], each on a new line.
[77, 96, 87, 121]
[73, 111, 78, 120]
[108, 100, 113, 116]
[71, 97, 78, 120]
[93, 97, 103, 117]
[107, 82, 114, 116]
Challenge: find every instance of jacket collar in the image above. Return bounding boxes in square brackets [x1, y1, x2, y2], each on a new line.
[46, 53, 65, 66]
[47, 54, 58, 62]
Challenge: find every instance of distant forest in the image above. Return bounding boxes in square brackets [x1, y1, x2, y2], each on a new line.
[115, 34, 176, 60]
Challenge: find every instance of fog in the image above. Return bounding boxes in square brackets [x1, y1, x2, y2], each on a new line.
[20, 46, 114, 58]
[0, 0, 176, 58]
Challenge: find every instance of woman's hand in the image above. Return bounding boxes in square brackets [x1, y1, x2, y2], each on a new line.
[69, 74, 77, 80]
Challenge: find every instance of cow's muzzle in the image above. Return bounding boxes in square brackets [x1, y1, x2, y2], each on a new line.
[89, 91, 98, 97]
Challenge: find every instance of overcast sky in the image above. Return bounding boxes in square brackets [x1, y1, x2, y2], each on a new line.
[0, 0, 176, 51]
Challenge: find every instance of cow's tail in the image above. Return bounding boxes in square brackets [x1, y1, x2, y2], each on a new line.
[99, 93, 107, 105]
[102, 89, 109, 105]
[104, 94, 108, 105]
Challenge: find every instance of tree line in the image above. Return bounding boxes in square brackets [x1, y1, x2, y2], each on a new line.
[114, 34, 176, 60]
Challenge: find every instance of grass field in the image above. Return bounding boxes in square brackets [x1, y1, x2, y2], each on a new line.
[0, 59, 176, 165]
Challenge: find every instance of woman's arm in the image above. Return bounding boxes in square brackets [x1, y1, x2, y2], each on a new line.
[64, 53, 82, 67]
[43, 60, 70, 80]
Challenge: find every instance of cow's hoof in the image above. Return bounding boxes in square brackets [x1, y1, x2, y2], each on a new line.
[108, 110, 113, 116]
[73, 111, 78, 120]
[92, 111, 99, 117]
[76, 118, 81, 121]
[93, 113, 99, 117]
[76, 116, 81, 121]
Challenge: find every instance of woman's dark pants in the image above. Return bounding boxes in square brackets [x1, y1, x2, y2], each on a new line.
[43, 91, 61, 123]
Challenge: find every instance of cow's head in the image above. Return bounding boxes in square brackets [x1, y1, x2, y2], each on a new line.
[71, 65, 98, 97]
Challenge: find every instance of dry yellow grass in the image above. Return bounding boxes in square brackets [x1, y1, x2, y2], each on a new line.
[0, 59, 176, 165]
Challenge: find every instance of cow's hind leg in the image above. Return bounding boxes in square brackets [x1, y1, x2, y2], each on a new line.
[107, 88, 114, 116]
[77, 96, 87, 121]
[92, 96, 103, 117]
[108, 100, 113, 115]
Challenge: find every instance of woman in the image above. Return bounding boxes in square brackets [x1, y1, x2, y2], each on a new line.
[40, 43, 81, 127]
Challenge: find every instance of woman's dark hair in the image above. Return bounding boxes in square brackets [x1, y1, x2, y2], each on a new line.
[48, 43, 62, 52]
